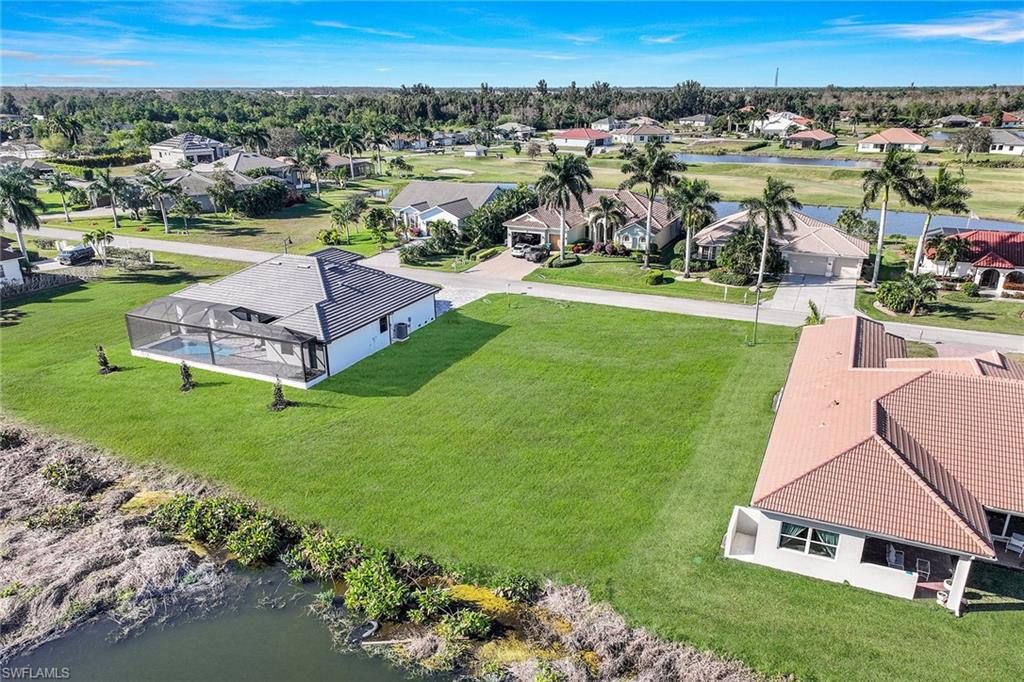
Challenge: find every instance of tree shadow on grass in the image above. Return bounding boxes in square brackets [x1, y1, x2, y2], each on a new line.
[966, 563, 1024, 613]
[315, 311, 509, 397]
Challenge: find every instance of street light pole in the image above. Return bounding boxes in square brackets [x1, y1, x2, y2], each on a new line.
[752, 284, 762, 345]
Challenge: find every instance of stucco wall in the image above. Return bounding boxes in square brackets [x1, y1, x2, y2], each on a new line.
[0, 257, 24, 284]
[325, 294, 436, 375]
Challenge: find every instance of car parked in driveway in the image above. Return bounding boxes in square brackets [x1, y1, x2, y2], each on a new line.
[511, 243, 528, 258]
[524, 246, 549, 263]
[57, 244, 95, 265]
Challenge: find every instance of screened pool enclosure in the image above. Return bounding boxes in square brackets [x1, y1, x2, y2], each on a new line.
[126, 296, 327, 384]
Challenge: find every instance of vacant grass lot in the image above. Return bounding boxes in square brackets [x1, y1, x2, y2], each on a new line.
[2, 256, 1022, 681]
[523, 255, 775, 305]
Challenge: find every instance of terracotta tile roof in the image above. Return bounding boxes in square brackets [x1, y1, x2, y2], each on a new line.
[503, 188, 675, 234]
[858, 127, 927, 145]
[694, 209, 869, 259]
[554, 128, 612, 141]
[786, 129, 836, 142]
[944, 230, 1024, 269]
[751, 316, 1024, 557]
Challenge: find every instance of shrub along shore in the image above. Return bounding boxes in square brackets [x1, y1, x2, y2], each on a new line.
[0, 420, 756, 681]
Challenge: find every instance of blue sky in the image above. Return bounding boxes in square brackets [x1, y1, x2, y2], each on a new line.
[1, 1, 1022, 88]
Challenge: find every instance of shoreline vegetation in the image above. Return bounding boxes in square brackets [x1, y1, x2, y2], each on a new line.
[0, 421, 758, 681]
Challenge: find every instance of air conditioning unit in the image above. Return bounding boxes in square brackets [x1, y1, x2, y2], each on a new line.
[393, 322, 410, 341]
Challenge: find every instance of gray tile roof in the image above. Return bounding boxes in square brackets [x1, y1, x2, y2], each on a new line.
[694, 209, 870, 258]
[389, 180, 501, 213]
[990, 129, 1024, 145]
[152, 133, 227, 152]
[193, 152, 290, 173]
[166, 249, 437, 342]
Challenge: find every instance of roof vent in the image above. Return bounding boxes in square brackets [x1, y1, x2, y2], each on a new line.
[268, 260, 282, 265]
[296, 264, 311, 269]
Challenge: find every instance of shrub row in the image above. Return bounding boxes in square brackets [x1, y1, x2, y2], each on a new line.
[708, 268, 749, 286]
[150, 494, 286, 565]
[56, 152, 150, 168]
[473, 246, 503, 262]
[741, 141, 768, 152]
[48, 162, 94, 180]
[591, 242, 632, 257]
[546, 253, 581, 268]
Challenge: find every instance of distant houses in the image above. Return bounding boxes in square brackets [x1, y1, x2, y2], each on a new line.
[977, 111, 1024, 128]
[611, 125, 673, 145]
[495, 122, 535, 140]
[933, 114, 977, 128]
[552, 128, 613, 149]
[389, 181, 503, 237]
[590, 116, 626, 132]
[856, 128, 929, 153]
[678, 114, 714, 129]
[784, 129, 837, 150]
[193, 151, 299, 184]
[750, 112, 812, 138]
[149, 133, 232, 167]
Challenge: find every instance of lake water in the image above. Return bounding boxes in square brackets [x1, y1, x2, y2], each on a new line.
[674, 153, 880, 168]
[7, 569, 436, 682]
[712, 201, 1024, 236]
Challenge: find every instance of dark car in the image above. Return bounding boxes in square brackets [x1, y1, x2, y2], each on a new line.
[57, 245, 95, 265]
[524, 245, 549, 263]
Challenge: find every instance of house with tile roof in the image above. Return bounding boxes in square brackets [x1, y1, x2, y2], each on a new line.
[723, 316, 1024, 614]
[503, 188, 679, 251]
[611, 125, 673, 145]
[856, 128, 928, 153]
[388, 181, 503, 237]
[921, 229, 1024, 296]
[590, 116, 626, 132]
[693, 209, 869, 278]
[678, 114, 715, 128]
[749, 112, 811, 138]
[193, 152, 299, 184]
[551, 128, 613, 149]
[126, 248, 439, 388]
[149, 133, 232, 167]
[783, 129, 837, 149]
[988, 129, 1024, 156]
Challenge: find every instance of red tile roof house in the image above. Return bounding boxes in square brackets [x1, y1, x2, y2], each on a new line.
[503, 188, 678, 251]
[611, 124, 674, 145]
[783, 129, 837, 150]
[723, 316, 1024, 615]
[856, 128, 928, 153]
[921, 229, 1024, 297]
[551, 128, 613, 149]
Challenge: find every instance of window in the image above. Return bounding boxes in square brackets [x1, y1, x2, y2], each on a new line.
[779, 522, 839, 559]
[378, 315, 388, 333]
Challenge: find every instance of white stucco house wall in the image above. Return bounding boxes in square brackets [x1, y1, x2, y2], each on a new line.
[552, 128, 613, 148]
[388, 181, 502, 237]
[988, 129, 1024, 156]
[126, 249, 439, 388]
[0, 237, 25, 285]
[149, 133, 232, 167]
[611, 125, 673, 145]
[920, 229, 1024, 297]
[856, 128, 928, 153]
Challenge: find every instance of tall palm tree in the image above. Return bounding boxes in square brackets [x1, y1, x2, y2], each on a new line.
[665, 177, 720, 279]
[47, 114, 83, 146]
[242, 125, 270, 154]
[535, 154, 593, 260]
[585, 195, 627, 243]
[910, 168, 972, 274]
[139, 170, 177, 234]
[46, 171, 73, 223]
[0, 165, 43, 259]
[364, 124, 390, 175]
[82, 228, 114, 266]
[296, 146, 327, 198]
[741, 177, 803, 289]
[333, 124, 366, 181]
[618, 141, 684, 268]
[861, 149, 924, 287]
[94, 168, 126, 229]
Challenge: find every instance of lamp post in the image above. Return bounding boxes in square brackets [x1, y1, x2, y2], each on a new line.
[283, 236, 293, 254]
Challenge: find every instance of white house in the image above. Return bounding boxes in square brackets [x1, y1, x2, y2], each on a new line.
[590, 116, 625, 131]
[856, 128, 928, 153]
[503, 188, 678, 251]
[193, 152, 299, 184]
[693, 209, 868, 278]
[626, 116, 660, 127]
[126, 249, 439, 388]
[678, 114, 714, 129]
[388, 181, 502, 237]
[149, 133, 232, 167]
[611, 125, 673, 145]
[463, 144, 489, 157]
[495, 122, 535, 140]
[988, 129, 1024, 156]
[920, 229, 1024, 296]
[723, 316, 1024, 615]
[749, 112, 812, 138]
[0, 141, 49, 159]
[0, 236, 25, 285]
[551, 128, 613, 149]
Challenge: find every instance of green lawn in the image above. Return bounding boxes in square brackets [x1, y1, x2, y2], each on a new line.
[523, 255, 774, 305]
[3, 257, 1023, 681]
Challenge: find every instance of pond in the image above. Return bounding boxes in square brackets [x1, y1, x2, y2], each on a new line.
[712, 201, 1024, 236]
[7, 568, 439, 682]
[674, 153, 880, 168]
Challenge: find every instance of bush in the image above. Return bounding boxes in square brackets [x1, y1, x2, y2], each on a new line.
[57, 152, 149, 168]
[225, 514, 281, 565]
[343, 555, 409, 621]
[487, 571, 539, 603]
[41, 459, 95, 493]
[644, 270, 666, 286]
[670, 258, 685, 271]
[474, 246, 502, 261]
[547, 253, 581, 268]
[436, 609, 493, 640]
[300, 530, 365, 578]
[741, 141, 768, 152]
[231, 180, 289, 217]
[876, 280, 913, 313]
[408, 586, 455, 623]
[708, 268, 749, 286]
[26, 502, 93, 530]
[399, 242, 430, 265]
[150, 494, 254, 544]
[49, 162, 93, 180]
[961, 281, 980, 297]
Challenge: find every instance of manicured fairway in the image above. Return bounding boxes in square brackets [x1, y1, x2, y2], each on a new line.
[2, 257, 1022, 681]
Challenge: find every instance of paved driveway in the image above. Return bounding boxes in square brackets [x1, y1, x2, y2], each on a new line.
[466, 250, 539, 280]
[765, 274, 857, 317]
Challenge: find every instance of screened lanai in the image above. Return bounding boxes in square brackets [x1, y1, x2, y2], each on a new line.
[126, 295, 327, 384]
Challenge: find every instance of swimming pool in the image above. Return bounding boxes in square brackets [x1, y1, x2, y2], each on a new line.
[151, 337, 236, 358]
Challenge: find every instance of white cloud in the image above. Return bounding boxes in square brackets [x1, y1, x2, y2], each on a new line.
[556, 32, 600, 45]
[312, 21, 413, 39]
[641, 34, 684, 45]
[376, 66, 394, 72]
[166, 2, 273, 30]
[76, 58, 151, 67]
[533, 53, 579, 61]
[828, 10, 1024, 44]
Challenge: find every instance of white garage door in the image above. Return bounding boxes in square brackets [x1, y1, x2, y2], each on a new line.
[835, 258, 863, 279]
[787, 254, 828, 276]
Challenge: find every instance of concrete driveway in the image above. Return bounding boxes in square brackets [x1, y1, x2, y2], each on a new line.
[765, 274, 857, 317]
[467, 249, 539, 280]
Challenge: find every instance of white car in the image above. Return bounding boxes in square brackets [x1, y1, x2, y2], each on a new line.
[510, 243, 528, 258]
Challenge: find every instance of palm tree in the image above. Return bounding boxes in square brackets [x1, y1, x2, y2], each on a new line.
[585, 195, 627, 243]
[333, 124, 366, 181]
[46, 171, 73, 223]
[331, 201, 357, 244]
[94, 168, 126, 229]
[47, 114, 83, 146]
[296, 146, 327, 198]
[665, 177, 720, 279]
[139, 171, 177, 234]
[910, 169, 971, 275]
[172, 195, 201, 233]
[535, 154, 593, 260]
[363, 120, 391, 175]
[0, 165, 43, 259]
[741, 177, 803, 289]
[932, 235, 973, 277]
[902, 273, 939, 316]
[242, 125, 270, 154]
[861, 149, 924, 287]
[1018, 204, 1024, 219]
[82, 228, 114, 266]
[618, 141, 684, 268]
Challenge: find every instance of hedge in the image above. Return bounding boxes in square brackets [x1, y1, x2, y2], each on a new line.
[546, 253, 581, 268]
[708, 268, 749, 286]
[474, 246, 503, 262]
[49, 162, 93, 180]
[57, 152, 149, 168]
[741, 141, 768, 152]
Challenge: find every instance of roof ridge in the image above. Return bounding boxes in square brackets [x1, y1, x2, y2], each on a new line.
[752, 434, 875, 505]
